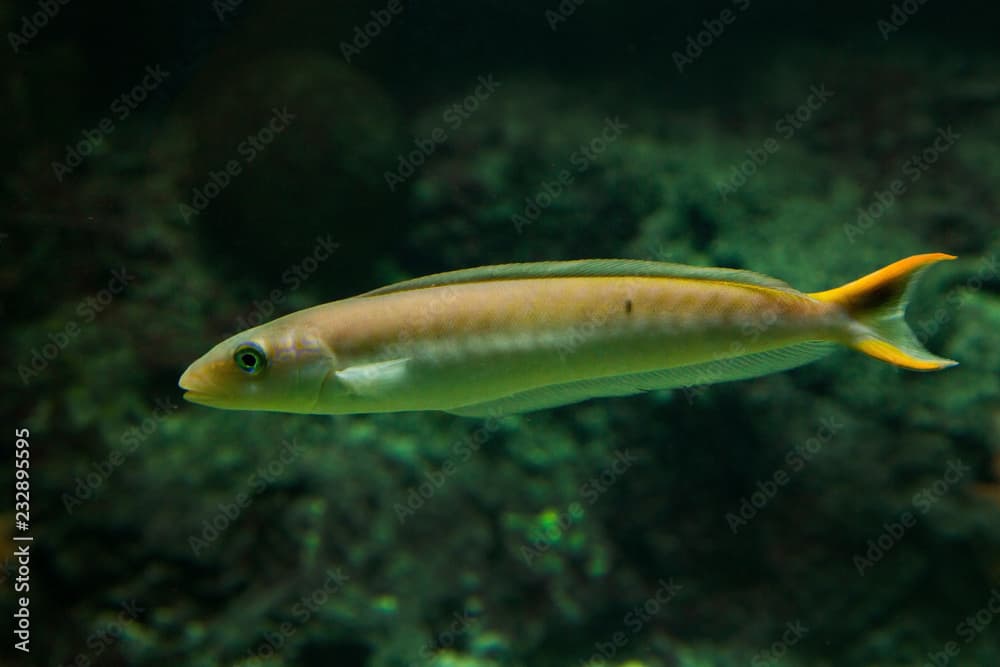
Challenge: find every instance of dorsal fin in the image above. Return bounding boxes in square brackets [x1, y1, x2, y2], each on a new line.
[359, 259, 795, 298]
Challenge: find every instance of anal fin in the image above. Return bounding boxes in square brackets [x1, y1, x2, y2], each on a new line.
[445, 342, 833, 417]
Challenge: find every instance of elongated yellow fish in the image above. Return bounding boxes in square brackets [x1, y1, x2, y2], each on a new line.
[179, 253, 957, 416]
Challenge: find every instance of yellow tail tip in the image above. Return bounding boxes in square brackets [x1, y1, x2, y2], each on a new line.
[808, 253, 957, 306]
[811, 253, 958, 372]
[854, 339, 958, 372]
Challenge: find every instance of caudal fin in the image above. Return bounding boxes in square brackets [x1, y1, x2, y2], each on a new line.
[808, 253, 958, 371]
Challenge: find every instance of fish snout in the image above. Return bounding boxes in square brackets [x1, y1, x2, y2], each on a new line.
[179, 361, 227, 406]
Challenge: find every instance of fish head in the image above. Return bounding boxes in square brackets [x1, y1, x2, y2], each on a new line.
[179, 322, 334, 413]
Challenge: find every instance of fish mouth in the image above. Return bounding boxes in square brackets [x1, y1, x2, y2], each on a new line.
[180, 385, 243, 409]
[179, 365, 230, 408]
[181, 390, 227, 407]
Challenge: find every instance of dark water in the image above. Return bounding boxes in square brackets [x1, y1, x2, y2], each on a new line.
[4, 1, 1000, 665]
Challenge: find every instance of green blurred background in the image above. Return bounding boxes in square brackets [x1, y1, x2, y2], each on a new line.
[2, 1, 1000, 665]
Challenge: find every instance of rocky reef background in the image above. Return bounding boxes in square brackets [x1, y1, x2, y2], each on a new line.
[3, 1, 1000, 665]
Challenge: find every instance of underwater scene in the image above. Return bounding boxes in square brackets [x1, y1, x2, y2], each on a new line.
[3, 1, 1000, 665]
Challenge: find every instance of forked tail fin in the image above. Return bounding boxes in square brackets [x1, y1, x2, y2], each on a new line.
[808, 253, 958, 371]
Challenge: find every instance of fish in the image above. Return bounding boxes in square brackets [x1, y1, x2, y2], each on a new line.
[179, 253, 957, 417]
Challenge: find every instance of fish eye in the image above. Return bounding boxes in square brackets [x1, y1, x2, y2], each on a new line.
[234, 342, 267, 375]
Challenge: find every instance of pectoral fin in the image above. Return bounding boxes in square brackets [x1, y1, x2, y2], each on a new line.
[335, 358, 410, 397]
